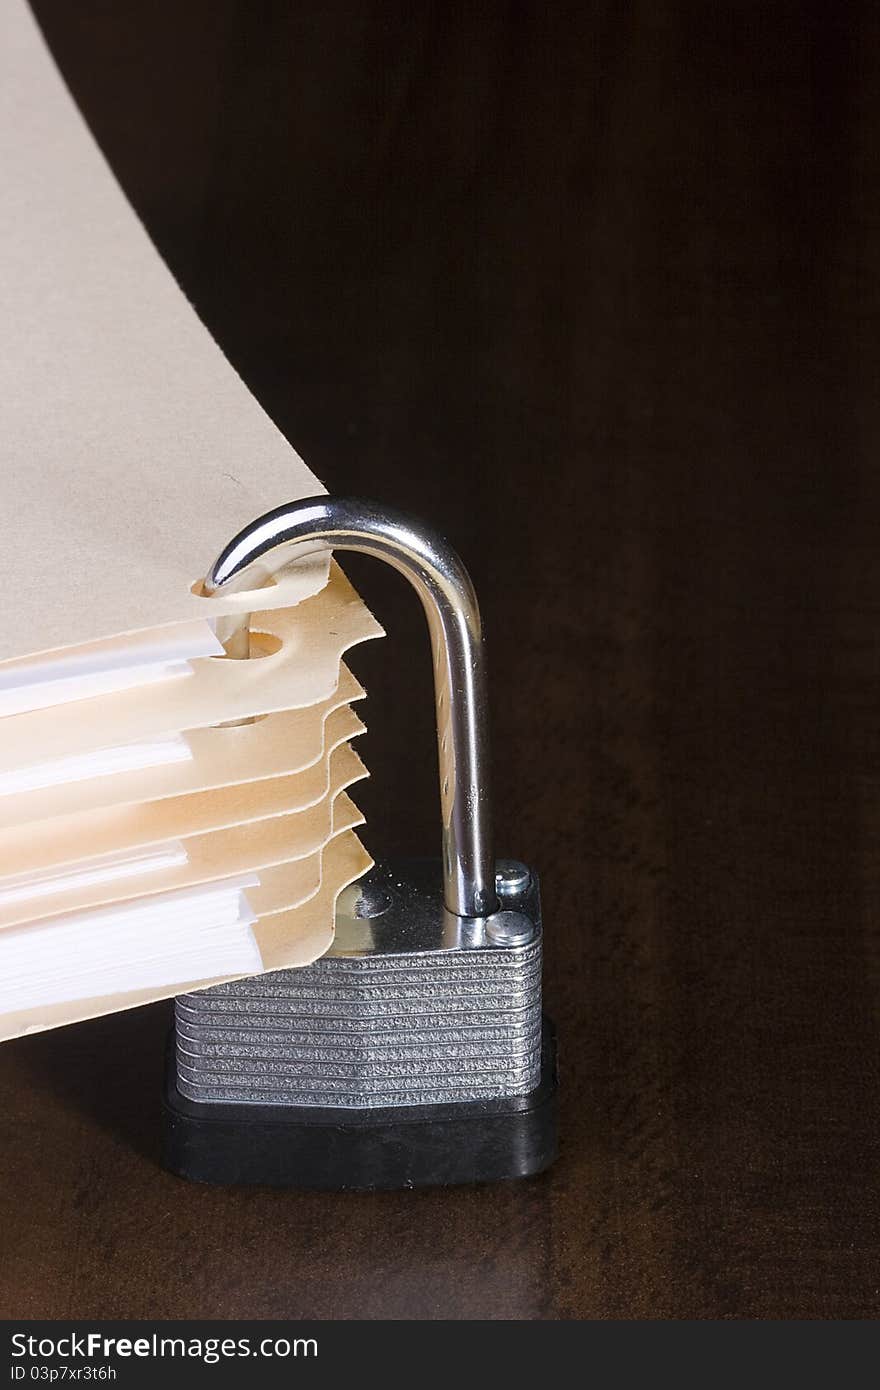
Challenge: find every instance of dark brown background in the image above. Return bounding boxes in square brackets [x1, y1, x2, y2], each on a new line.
[1, 0, 878, 1319]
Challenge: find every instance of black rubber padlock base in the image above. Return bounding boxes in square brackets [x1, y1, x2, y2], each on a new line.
[162, 1019, 558, 1190]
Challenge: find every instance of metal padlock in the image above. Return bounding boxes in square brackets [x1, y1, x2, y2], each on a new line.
[162, 497, 558, 1189]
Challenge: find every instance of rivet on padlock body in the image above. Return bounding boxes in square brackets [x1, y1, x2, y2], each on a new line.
[162, 497, 558, 1189]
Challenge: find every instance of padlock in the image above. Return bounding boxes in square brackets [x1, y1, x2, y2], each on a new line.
[162, 497, 558, 1189]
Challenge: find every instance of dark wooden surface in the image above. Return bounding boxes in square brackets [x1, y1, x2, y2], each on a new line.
[2, 0, 879, 1319]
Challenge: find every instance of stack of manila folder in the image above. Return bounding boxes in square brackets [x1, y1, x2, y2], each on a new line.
[0, 0, 382, 1040]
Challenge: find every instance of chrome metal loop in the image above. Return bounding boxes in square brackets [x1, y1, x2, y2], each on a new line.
[203, 496, 497, 919]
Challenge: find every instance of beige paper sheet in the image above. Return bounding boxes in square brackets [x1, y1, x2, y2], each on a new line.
[0, 0, 338, 662]
[0, 565, 382, 777]
[0, 829, 372, 1041]
[0, 705, 364, 878]
[246, 854, 323, 920]
[255, 831, 370, 970]
[245, 815, 366, 918]
[0, 764, 365, 929]
[0, 664, 365, 830]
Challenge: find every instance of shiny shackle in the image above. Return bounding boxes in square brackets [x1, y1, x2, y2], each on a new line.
[203, 496, 497, 919]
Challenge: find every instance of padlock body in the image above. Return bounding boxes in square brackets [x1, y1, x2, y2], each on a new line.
[162, 860, 557, 1188]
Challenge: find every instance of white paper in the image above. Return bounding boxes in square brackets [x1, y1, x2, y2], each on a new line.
[0, 874, 264, 1012]
[0, 842, 188, 908]
[0, 622, 224, 717]
[0, 734, 193, 797]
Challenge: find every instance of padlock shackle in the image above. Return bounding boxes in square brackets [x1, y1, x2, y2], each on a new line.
[203, 496, 498, 919]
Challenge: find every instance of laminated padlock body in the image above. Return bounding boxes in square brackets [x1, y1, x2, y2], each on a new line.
[162, 498, 558, 1189]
